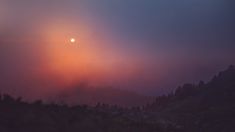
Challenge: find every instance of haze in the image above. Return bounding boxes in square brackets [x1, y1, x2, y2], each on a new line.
[0, 0, 235, 105]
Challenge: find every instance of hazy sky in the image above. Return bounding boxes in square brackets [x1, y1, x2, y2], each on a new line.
[0, 0, 235, 100]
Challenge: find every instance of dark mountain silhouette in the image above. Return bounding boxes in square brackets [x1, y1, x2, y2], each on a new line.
[0, 65, 235, 132]
[0, 94, 178, 132]
[144, 65, 235, 132]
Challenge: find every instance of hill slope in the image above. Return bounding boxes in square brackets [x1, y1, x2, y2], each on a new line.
[145, 65, 235, 131]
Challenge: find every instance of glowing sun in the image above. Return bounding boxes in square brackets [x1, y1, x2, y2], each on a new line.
[70, 38, 76, 43]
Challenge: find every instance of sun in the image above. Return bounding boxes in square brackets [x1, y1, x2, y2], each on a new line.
[70, 38, 76, 43]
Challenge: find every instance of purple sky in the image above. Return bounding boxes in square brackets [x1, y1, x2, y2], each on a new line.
[0, 0, 235, 102]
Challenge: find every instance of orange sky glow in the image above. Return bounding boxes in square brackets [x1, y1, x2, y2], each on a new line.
[34, 18, 143, 90]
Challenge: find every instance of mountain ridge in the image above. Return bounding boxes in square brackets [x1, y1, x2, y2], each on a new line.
[0, 65, 234, 132]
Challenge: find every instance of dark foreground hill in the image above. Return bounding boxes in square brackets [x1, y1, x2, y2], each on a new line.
[144, 65, 235, 132]
[0, 65, 235, 132]
[0, 95, 178, 132]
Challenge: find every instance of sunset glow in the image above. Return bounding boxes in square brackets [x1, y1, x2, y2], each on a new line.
[70, 38, 76, 43]
[0, 1, 234, 131]
[0, 0, 234, 102]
